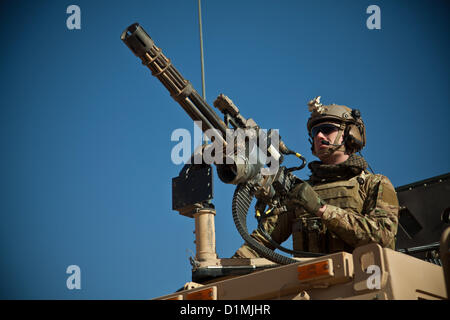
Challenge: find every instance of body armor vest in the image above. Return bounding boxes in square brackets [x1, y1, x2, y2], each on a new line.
[292, 172, 366, 255]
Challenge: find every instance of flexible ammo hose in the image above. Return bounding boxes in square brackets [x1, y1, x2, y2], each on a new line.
[232, 183, 299, 265]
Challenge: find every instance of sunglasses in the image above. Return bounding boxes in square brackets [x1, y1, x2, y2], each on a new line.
[311, 123, 340, 137]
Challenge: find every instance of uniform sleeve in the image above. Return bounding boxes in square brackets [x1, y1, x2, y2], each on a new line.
[232, 210, 295, 258]
[320, 174, 399, 249]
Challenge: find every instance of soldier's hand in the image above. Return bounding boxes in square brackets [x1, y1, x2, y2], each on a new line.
[288, 182, 326, 216]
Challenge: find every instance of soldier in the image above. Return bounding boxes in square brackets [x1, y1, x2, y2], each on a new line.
[233, 96, 399, 258]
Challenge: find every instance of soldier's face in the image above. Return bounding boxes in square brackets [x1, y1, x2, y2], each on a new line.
[312, 124, 345, 159]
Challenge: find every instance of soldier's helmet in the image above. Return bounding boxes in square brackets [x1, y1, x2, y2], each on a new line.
[307, 96, 366, 154]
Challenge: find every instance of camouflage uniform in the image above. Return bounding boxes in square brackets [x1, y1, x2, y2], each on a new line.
[234, 154, 399, 258]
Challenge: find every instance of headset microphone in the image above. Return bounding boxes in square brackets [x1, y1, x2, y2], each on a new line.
[321, 140, 342, 147]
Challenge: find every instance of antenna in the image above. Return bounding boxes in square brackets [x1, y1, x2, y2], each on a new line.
[198, 0, 206, 100]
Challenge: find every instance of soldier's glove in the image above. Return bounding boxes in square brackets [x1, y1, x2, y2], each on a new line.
[288, 182, 326, 215]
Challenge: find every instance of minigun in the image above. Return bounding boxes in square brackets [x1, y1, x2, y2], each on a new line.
[121, 23, 312, 266]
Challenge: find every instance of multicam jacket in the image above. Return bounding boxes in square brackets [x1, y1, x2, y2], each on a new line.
[234, 154, 399, 258]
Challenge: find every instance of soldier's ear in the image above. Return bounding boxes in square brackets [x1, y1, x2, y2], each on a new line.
[337, 129, 346, 144]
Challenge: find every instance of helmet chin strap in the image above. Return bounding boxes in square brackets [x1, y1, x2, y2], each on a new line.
[334, 123, 346, 144]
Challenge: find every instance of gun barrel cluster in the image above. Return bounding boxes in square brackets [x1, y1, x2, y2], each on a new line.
[121, 23, 228, 147]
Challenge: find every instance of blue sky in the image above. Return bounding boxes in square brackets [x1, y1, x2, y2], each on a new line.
[1, 0, 449, 299]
